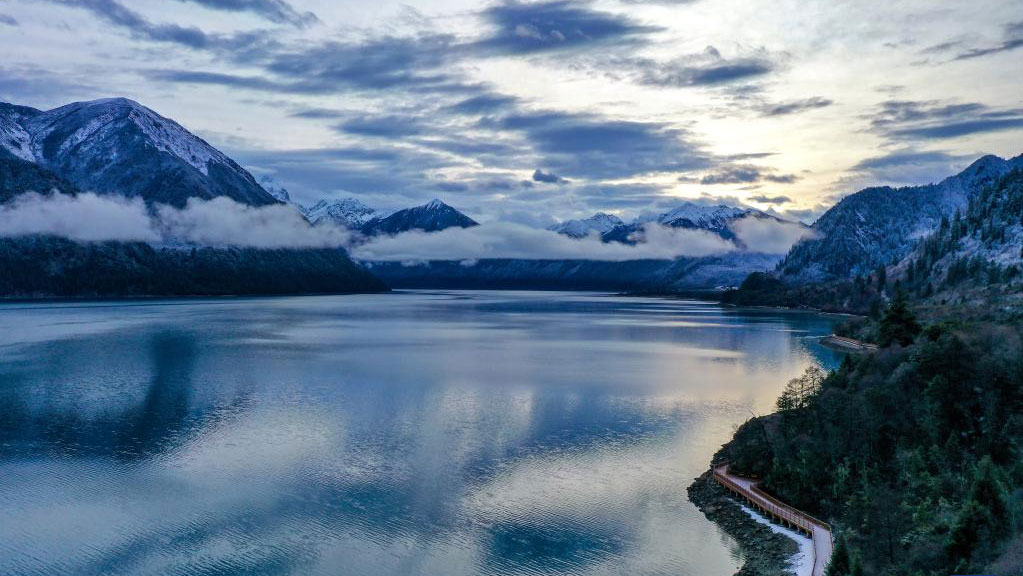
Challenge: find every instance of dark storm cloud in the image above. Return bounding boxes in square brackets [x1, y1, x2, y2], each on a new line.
[953, 20, 1023, 60]
[870, 99, 1023, 141]
[175, 0, 319, 28]
[490, 111, 709, 179]
[472, 0, 660, 55]
[759, 96, 832, 116]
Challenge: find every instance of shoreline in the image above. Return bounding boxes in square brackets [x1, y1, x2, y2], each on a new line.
[688, 471, 800, 576]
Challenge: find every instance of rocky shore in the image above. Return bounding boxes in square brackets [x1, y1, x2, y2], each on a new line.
[687, 471, 799, 576]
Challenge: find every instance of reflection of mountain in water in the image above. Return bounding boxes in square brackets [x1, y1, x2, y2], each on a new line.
[0, 293, 838, 576]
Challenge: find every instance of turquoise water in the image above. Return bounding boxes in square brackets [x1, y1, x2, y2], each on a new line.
[0, 291, 839, 576]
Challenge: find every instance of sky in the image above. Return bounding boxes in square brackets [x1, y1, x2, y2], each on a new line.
[0, 0, 1021, 225]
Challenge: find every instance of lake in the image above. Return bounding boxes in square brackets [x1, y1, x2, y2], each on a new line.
[0, 291, 840, 576]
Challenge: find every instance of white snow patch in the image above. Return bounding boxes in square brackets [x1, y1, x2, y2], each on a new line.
[739, 503, 814, 576]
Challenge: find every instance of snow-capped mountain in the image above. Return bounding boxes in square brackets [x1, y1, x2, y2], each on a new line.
[549, 212, 624, 238]
[258, 175, 292, 203]
[304, 198, 379, 229]
[650, 203, 752, 230]
[361, 199, 478, 235]
[0, 97, 277, 207]
[778, 154, 1023, 282]
[601, 202, 793, 244]
[0, 103, 37, 162]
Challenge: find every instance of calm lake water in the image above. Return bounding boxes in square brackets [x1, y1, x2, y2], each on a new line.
[0, 291, 840, 576]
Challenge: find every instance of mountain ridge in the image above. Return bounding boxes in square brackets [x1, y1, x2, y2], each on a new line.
[777, 154, 1023, 282]
[0, 97, 278, 207]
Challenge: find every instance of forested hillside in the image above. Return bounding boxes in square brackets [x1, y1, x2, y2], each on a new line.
[776, 155, 1021, 283]
[718, 305, 1023, 575]
[723, 167, 1023, 320]
[0, 237, 386, 297]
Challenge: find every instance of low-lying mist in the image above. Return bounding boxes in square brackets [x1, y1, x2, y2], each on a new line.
[0, 192, 817, 260]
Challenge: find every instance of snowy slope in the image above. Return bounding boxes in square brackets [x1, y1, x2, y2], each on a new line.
[0, 103, 38, 162]
[361, 199, 478, 235]
[603, 202, 793, 244]
[1, 97, 277, 207]
[304, 198, 379, 229]
[549, 212, 624, 238]
[779, 154, 1022, 281]
[258, 175, 292, 203]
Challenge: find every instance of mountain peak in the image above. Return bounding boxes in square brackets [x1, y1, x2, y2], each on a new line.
[3, 96, 276, 207]
[305, 197, 379, 228]
[362, 199, 477, 235]
[549, 212, 625, 238]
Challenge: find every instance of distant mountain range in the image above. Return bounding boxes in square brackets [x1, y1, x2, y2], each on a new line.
[304, 197, 479, 236]
[4, 96, 1019, 299]
[550, 203, 800, 246]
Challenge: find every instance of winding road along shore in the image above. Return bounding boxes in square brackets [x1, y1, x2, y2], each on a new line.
[713, 465, 833, 576]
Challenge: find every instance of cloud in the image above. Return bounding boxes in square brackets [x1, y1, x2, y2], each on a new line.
[492, 111, 709, 179]
[473, 0, 659, 55]
[0, 193, 351, 248]
[288, 108, 345, 119]
[748, 194, 792, 204]
[351, 221, 734, 262]
[891, 118, 1023, 139]
[633, 47, 776, 87]
[0, 14, 17, 26]
[335, 115, 424, 138]
[532, 169, 566, 184]
[444, 94, 520, 115]
[758, 96, 832, 116]
[156, 197, 352, 248]
[700, 165, 760, 184]
[0, 192, 157, 242]
[953, 20, 1023, 60]
[49, 0, 223, 49]
[175, 0, 319, 28]
[728, 217, 818, 254]
[870, 99, 1023, 141]
[0, 65, 97, 105]
[836, 148, 974, 190]
[698, 164, 799, 185]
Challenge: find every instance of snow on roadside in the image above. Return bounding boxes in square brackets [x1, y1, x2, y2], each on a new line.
[739, 503, 814, 576]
